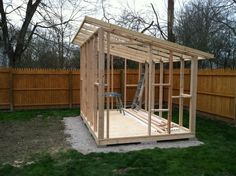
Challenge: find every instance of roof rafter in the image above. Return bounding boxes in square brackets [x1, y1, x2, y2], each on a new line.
[72, 16, 214, 63]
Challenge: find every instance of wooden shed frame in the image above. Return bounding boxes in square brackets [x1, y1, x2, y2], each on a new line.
[72, 16, 214, 146]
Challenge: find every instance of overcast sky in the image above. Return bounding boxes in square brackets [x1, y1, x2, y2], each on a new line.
[95, 0, 190, 22]
[4, 0, 191, 42]
[7, 0, 190, 26]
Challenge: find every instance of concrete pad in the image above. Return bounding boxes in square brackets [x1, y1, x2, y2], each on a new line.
[63, 117, 203, 154]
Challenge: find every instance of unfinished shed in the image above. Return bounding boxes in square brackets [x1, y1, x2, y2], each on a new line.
[72, 16, 214, 146]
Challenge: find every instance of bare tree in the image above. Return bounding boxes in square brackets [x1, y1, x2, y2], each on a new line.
[175, 0, 236, 68]
[167, 0, 175, 42]
[0, 0, 41, 67]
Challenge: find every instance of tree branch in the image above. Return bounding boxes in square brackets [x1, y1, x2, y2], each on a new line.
[141, 21, 154, 33]
[151, 3, 167, 40]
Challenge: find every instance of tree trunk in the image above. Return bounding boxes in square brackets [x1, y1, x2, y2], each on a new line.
[168, 0, 175, 42]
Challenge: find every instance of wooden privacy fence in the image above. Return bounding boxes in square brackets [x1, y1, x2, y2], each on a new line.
[0, 68, 80, 109]
[0, 68, 235, 121]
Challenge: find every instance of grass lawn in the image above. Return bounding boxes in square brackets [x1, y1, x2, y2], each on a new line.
[0, 108, 236, 176]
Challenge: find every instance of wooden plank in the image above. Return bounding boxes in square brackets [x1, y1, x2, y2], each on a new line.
[167, 51, 173, 134]
[152, 109, 169, 112]
[189, 57, 198, 134]
[93, 36, 98, 132]
[179, 59, 184, 126]
[172, 94, 191, 99]
[111, 55, 114, 109]
[68, 71, 73, 108]
[124, 58, 127, 108]
[159, 60, 164, 118]
[153, 83, 170, 86]
[124, 109, 165, 133]
[152, 63, 155, 112]
[145, 62, 148, 111]
[148, 45, 153, 136]
[98, 133, 194, 146]
[98, 28, 105, 140]
[80, 113, 100, 146]
[106, 32, 110, 139]
[126, 84, 137, 87]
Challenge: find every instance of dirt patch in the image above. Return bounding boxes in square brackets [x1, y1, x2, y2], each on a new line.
[0, 117, 69, 164]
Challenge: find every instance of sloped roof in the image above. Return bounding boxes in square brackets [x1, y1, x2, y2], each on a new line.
[72, 16, 214, 63]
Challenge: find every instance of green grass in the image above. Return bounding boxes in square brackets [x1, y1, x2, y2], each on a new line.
[0, 108, 236, 176]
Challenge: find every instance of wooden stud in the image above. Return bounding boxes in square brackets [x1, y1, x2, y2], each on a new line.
[159, 60, 164, 118]
[152, 62, 155, 115]
[88, 40, 91, 123]
[167, 51, 173, 134]
[138, 63, 142, 79]
[84, 42, 88, 118]
[106, 32, 110, 139]
[93, 36, 98, 132]
[145, 62, 148, 111]
[172, 94, 191, 99]
[98, 28, 105, 140]
[189, 56, 198, 134]
[152, 109, 169, 112]
[111, 55, 114, 109]
[179, 58, 184, 126]
[153, 83, 170, 86]
[124, 58, 127, 108]
[148, 45, 153, 136]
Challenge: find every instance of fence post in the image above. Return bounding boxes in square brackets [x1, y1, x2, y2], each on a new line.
[68, 70, 73, 108]
[9, 68, 14, 111]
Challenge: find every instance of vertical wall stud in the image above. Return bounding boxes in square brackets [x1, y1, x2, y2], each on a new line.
[98, 28, 105, 140]
[167, 51, 173, 134]
[148, 45, 153, 136]
[179, 58, 184, 126]
[189, 56, 198, 134]
[106, 32, 110, 139]
[159, 60, 163, 118]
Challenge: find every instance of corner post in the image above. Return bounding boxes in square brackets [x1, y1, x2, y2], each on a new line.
[98, 28, 105, 140]
[189, 56, 198, 134]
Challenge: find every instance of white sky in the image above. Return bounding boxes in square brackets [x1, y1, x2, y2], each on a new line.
[7, 0, 190, 25]
[4, 0, 191, 41]
[94, 0, 190, 22]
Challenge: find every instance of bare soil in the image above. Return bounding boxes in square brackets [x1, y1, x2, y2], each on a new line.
[0, 117, 69, 164]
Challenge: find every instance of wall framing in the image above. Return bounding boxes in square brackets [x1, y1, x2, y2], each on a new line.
[73, 16, 214, 146]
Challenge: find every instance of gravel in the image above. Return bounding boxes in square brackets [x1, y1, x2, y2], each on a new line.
[63, 116, 203, 154]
